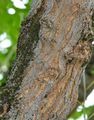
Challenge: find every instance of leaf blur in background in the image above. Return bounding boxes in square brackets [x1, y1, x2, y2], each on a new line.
[0, 0, 32, 86]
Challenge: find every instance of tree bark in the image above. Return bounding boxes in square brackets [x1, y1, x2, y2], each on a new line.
[0, 0, 94, 120]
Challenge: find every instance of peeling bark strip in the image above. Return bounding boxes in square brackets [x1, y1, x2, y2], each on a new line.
[0, 0, 94, 120]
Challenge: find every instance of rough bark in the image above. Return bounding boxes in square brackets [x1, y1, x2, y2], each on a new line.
[78, 13, 94, 102]
[79, 56, 94, 102]
[0, 0, 94, 120]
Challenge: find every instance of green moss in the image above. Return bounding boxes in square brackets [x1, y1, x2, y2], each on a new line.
[0, 2, 45, 119]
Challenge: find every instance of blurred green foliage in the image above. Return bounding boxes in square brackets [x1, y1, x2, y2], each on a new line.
[69, 105, 94, 120]
[0, 0, 32, 86]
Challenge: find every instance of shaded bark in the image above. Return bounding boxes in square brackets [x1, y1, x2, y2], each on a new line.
[78, 12, 94, 102]
[78, 52, 94, 102]
[0, 0, 94, 120]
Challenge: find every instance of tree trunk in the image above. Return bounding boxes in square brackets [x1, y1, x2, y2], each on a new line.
[0, 0, 94, 120]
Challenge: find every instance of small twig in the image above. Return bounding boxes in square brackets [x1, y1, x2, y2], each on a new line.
[82, 69, 87, 120]
[88, 112, 94, 120]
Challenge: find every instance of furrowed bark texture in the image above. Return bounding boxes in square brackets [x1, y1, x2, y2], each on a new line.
[0, 0, 94, 120]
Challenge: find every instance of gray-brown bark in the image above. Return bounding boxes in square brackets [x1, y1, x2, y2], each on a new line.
[0, 0, 94, 120]
[79, 13, 94, 101]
